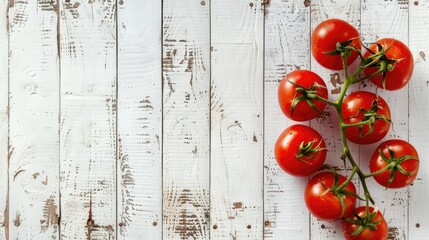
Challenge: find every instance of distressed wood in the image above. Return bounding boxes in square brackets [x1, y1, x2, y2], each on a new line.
[59, 1, 117, 239]
[360, 1, 409, 239]
[162, 0, 210, 239]
[210, 0, 264, 239]
[8, 0, 60, 239]
[409, 0, 429, 238]
[117, 1, 162, 239]
[263, 0, 311, 239]
[0, 0, 8, 239]
[309, 0, 361, 239]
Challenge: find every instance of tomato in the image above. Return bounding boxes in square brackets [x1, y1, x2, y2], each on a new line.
[312, 19, 361, 70]
[370, 139, 419, 188]
[275, 125, 326, 177]
[305, 172, 357, 221]
[364, 38, 414, 90]
[342, 91, 391, 144]
[343, 206, 388, 240]
[278, 70, 328, 121]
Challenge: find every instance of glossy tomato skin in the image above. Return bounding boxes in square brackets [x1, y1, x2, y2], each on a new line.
[343, 207, 388, 240]
[305, 172, 357, 221]
[342, 91, 391, 144]
[312, 19, 361, 70]
[275, 125, 327, 177]
[364, 38, 414, 91]
[370, 139, 419, 188]
[278, 70, 328, 121]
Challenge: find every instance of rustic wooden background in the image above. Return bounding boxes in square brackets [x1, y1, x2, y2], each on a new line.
[0, 0, 428, 239]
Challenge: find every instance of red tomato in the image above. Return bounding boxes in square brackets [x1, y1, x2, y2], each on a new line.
[305, 172, 357, 221]
[364, 38, 414, 90]
[343, 206, 388, 240]
[278, 70, 328, 121]
[312, 19, 361, 70]
[370, 139, 419, 188]
[275, 125, 327, 177]
[342, 91, 391, 144]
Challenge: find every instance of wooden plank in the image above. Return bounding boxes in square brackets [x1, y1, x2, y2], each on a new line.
[263, 1, 311, 239]
[309, 0, 361, 239]
[360, 1, 409, 239]
[117, 1, 162, 239]
[59, 1, 117, 239]
[0, 0, 8, 239]
[409, 0, 429, 238]
[210, 0, 263, 239]
[8, 0, 59, 239]
[162, 0, 210, 239]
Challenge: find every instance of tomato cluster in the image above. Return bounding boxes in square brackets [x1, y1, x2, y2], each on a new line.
[275, 19, 419, 240]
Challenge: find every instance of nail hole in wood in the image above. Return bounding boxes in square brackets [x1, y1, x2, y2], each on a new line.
[153, 221, 158, 226]
[247, 225, 251, 229]
[87, 219, 94, 226]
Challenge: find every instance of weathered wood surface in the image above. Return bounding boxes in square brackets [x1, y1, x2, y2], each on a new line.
[211, 0, 264, 239]
[8, 1, 60, 239]
[59, 1, 117, 239]
[117, 0, 162, 239]
[162, 0, 210, 239]
[0, 0, 427, 239]
[0, 0, 8, 239]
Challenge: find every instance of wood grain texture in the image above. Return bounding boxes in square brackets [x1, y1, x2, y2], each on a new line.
[59, 0, 117, 239]
[309, 0, 361, 239]
[211, 0, 263, 239]
[361, 1, 409, 239]
[0, 0, 8, 239]
[117, 1, 162, 239]
[162, 0, 210, 239]
[409, 0, 429, 238]
[8, 0, 60, 239]
[263, 0, 311, 239]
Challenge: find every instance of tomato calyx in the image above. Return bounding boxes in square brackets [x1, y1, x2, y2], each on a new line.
[287, 79, 327, 116]
[323, 38, 360, 58]
[374, 146, 418, 188]
[296, 139, 326, 164]
[320, 166, 363, 218]
[343, 207, 382, 236]
[345, 99, 391, 139]
[358, 41, 399, 88]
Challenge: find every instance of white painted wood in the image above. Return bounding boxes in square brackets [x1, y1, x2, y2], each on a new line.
[409, 0, 429, 238]
[309, 0, 361, 239]
[117, 1, 162, 239]
[162, 1, 210, 239]
[59, 1, 117, 239]
[211, 0, 263, 239]
[263, 1, 311, 239]
[360, 1, 409, 239]
[8, 0, 60, 239]
[0, 0, 8, 239]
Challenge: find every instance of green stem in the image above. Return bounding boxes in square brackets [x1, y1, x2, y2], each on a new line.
[333, 54, 376, 206]
[314, 95, 337, 106]
[342, 120, 371, 128]
[364, 163, 392, 178]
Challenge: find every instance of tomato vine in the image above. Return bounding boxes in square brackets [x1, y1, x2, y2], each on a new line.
[276, 18, 419, 240]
